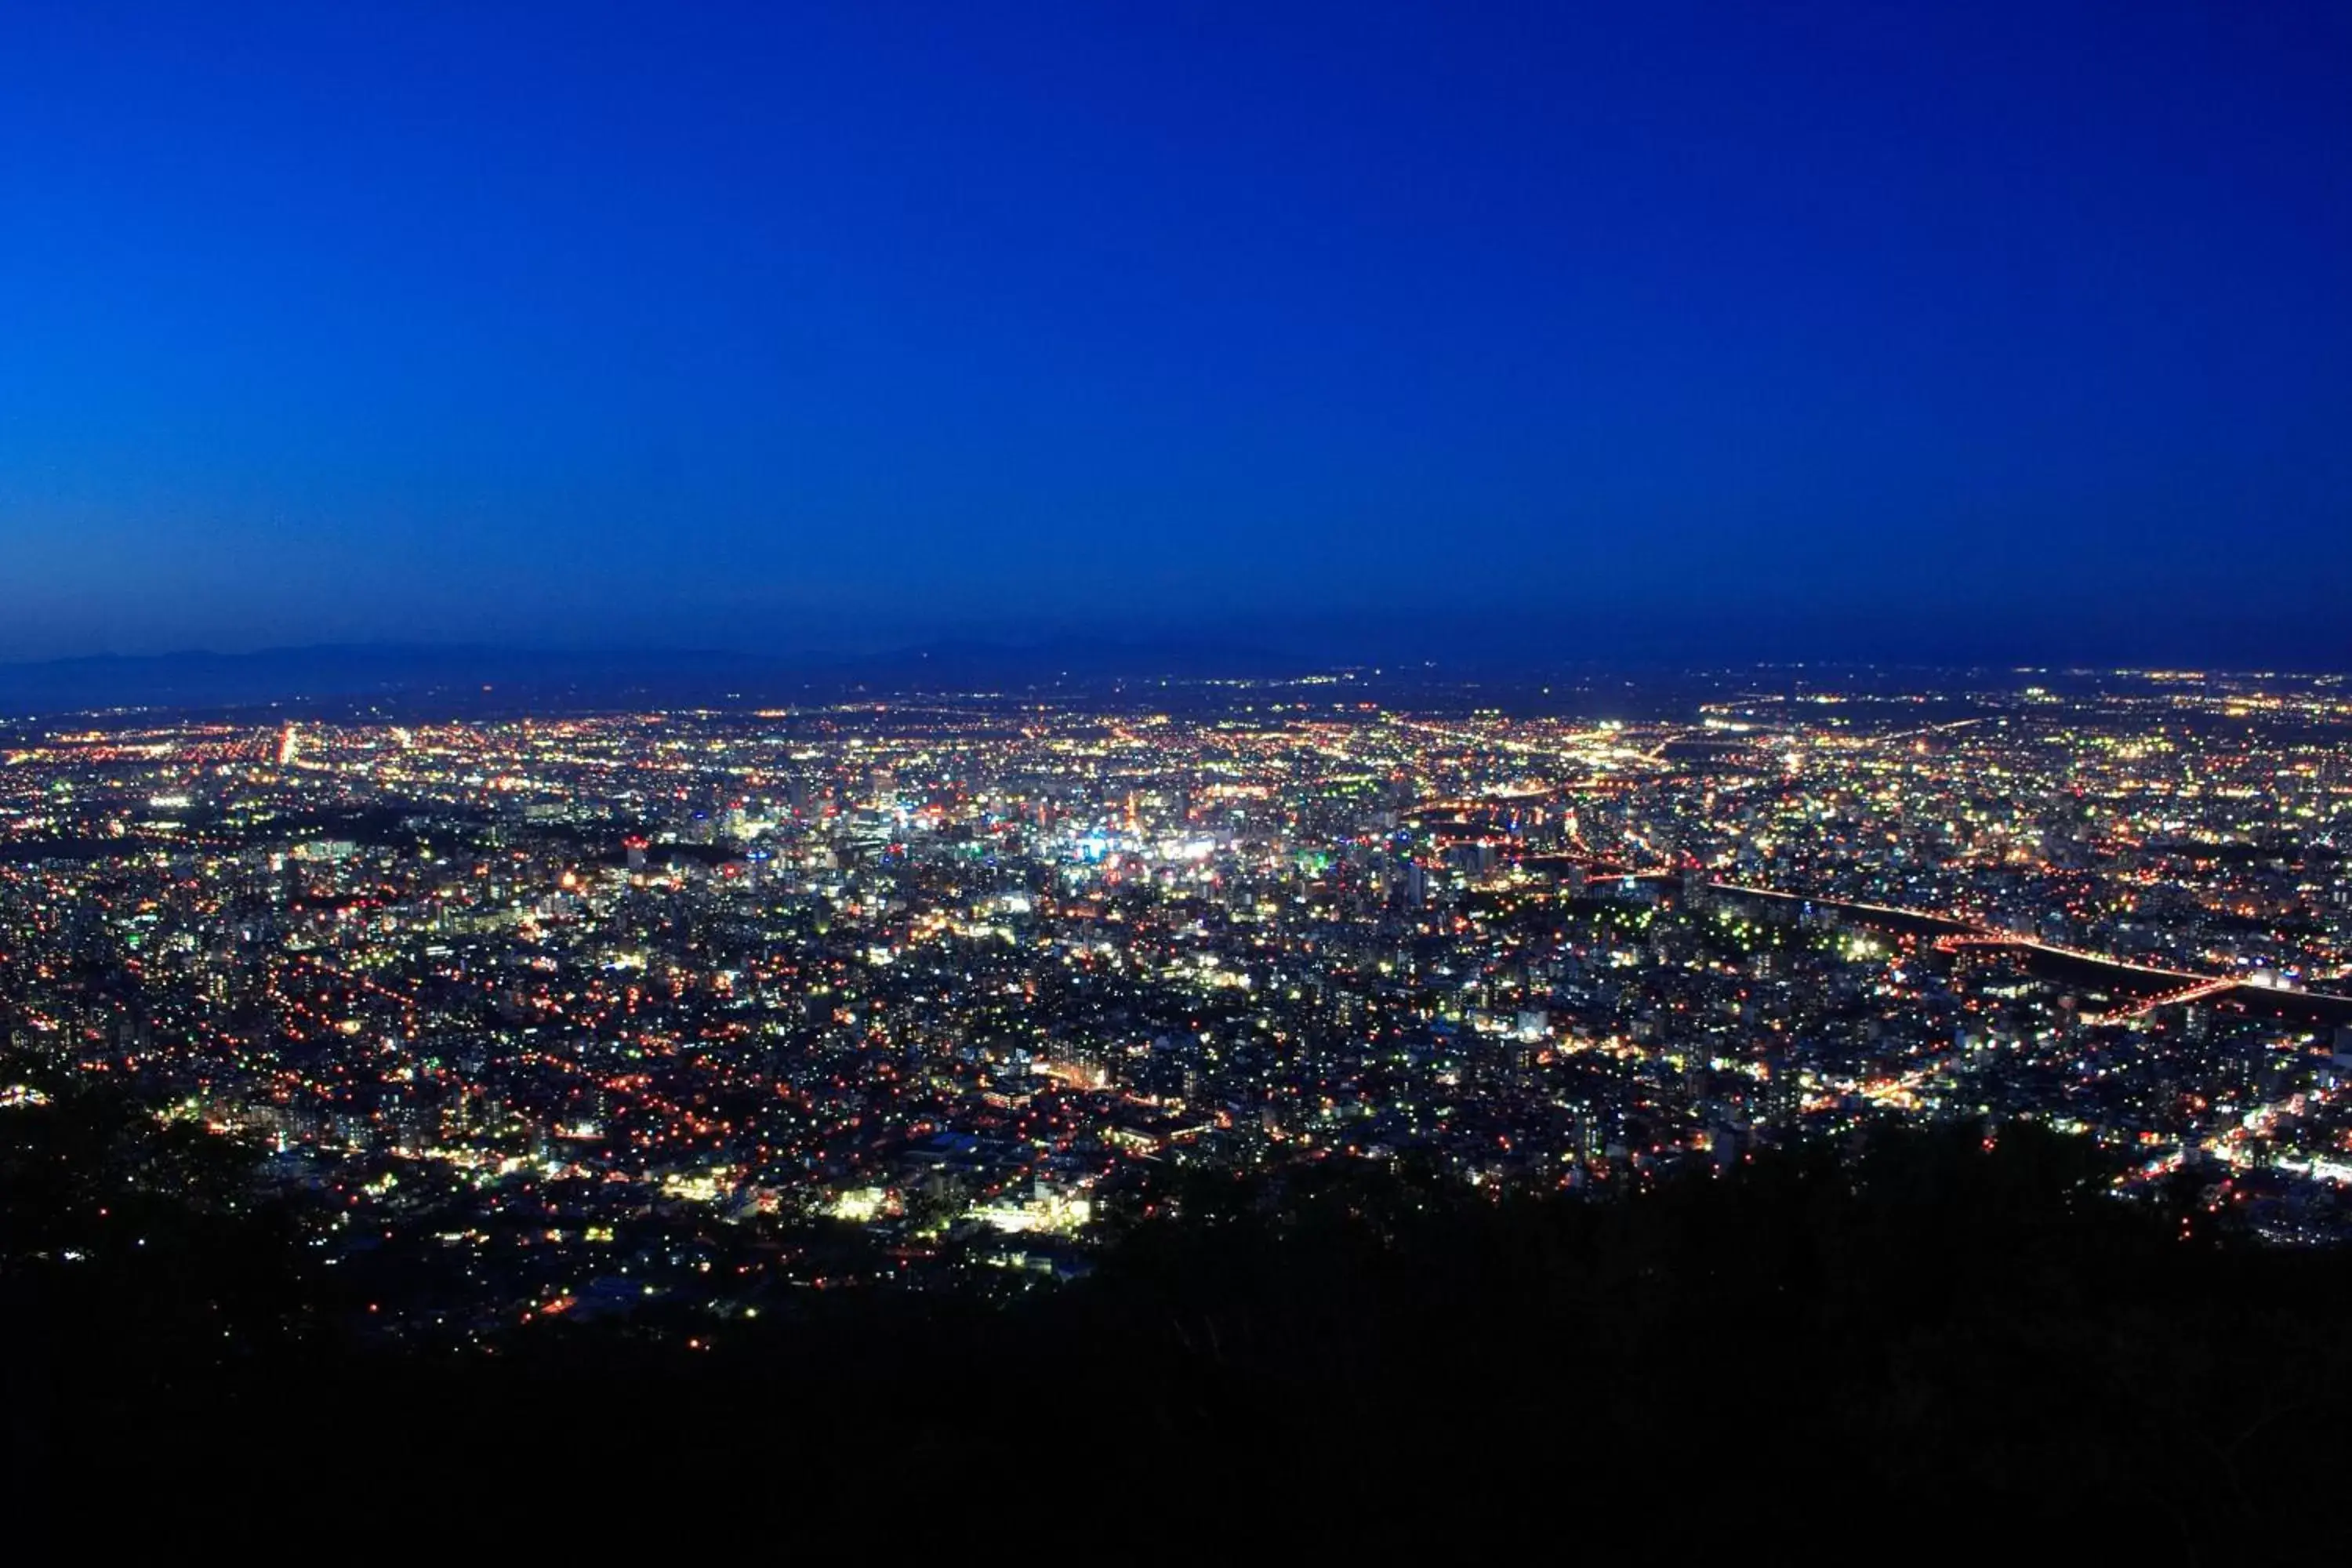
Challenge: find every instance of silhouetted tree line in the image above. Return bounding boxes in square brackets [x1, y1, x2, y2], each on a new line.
[5, 1062, 2346, 1557]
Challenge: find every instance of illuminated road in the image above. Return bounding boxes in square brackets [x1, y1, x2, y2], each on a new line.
[1526, 865, 2352, 1020]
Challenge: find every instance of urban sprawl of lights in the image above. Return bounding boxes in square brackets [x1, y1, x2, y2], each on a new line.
[5, 666, 2351, 1338]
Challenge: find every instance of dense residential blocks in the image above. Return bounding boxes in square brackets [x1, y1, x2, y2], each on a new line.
[5, 665, 2350, 1337]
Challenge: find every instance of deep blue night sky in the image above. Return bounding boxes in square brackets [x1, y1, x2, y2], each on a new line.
[3, 2, 2346, 666]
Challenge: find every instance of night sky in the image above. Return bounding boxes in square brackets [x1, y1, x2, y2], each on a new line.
[3, 3, 2346, 666]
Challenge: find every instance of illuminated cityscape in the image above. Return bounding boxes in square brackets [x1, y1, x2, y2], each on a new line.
[7, 0, 2349, 1544]
[9, 665, 2352, 1341]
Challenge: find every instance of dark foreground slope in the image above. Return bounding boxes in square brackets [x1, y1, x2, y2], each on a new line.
[6, 1078, 2348, 1555]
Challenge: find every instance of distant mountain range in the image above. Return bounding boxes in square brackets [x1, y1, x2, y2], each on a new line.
[0, 637, 1302, 717]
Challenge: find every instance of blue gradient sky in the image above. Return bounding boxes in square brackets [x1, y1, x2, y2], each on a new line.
[2, 2, 2347, 663]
